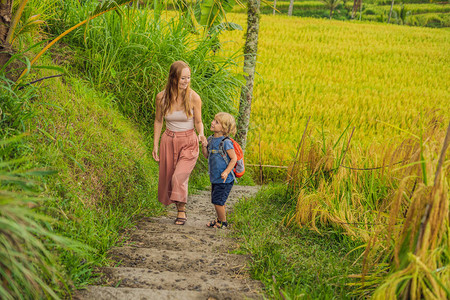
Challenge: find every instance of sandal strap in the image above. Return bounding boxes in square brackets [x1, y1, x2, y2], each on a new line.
[215, 220, 228, 228]
[207, 218, 219, 227]
[174, 217, 187, 225]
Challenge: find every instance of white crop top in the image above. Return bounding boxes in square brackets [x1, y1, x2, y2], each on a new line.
[165, 110, 194, 132]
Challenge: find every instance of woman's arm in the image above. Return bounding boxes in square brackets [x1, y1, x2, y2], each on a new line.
[221, 148, 237, 183]
[192, 92, 207, 146]
[152, 92, 164, 162]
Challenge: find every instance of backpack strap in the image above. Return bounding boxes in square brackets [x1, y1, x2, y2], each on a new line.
[206, 135, 213, 176]
[219, 137, 236, 182]
[218, 137, 230, 164]
[206, 135, 213, 154]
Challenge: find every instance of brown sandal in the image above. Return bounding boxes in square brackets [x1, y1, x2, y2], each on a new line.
[206, 219, 227, 228]
[174, 211, 187, 225]
[206, 218, 219, 227]
[213, 220, 228, 229]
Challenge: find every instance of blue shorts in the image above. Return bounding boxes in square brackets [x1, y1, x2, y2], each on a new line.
[211, 182, 234, 206]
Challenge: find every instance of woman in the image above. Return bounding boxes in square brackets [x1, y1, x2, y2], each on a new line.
[152, 61, 207, 225]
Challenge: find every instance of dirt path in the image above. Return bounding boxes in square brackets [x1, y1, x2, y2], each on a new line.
[75, 185, 263, 300]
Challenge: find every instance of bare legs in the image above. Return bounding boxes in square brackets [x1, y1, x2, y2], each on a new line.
[206, 205, 227, 228]
[214, 204, 226, 223]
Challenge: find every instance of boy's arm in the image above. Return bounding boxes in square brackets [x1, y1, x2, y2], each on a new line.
[221, 148, 237, 182]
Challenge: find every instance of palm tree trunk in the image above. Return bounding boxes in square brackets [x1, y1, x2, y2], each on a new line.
[388, 0, 394, 23]
[0, 0, 13, 67]
[359, 0, 363, 20]
[351, 0, 357, 19]
[288, 0, 294, 16]
[236, 0, 260, 151]
[273, 0, 277, 15]
[329, 8, 333, 19]
[351, 0, 362, 19]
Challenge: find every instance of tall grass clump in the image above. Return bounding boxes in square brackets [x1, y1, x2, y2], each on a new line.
[0, 165, 60, 300]
[0, 75, 87, 299]
[0, 74, 35, 156]
[364, 123, 449, 299]
[6, 0, 60, 55]
[0, 152, 91, 300]
[286, 115, 450, 298]
[52, 1, 242, 131]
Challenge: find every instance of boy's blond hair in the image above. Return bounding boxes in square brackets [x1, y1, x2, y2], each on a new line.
[215, 112, 237, 136]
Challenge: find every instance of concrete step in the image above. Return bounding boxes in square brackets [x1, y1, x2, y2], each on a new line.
[98, 267, 262, 293]
[135, 218, 231, 236]
[136, 216, 234, 234]
[74, 286, 263, 300]
[109, 247, 249, 276]
[125, 229, 234, 253]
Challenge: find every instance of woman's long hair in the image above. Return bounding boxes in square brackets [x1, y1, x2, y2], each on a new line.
[161, 61, 192, 118]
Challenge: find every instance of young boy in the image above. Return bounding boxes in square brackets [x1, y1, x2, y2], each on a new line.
[202, 112, 237, 229]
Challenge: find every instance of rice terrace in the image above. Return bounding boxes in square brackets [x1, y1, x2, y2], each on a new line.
[0, 0, 449, 299]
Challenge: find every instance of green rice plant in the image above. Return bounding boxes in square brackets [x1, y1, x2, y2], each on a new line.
[284, 114, 449, 297]
[233, 1, 330, 13]
[219, 13, 450, 166]
[376, 0, 437, 4]
[378, 3, 450, 14]
[357, 123, 450, 299]
[406, 12, 450, 27]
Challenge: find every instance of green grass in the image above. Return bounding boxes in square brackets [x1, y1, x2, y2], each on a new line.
[26, 71, 167, 287]
[230, 184, 363, 299]
[52, 3, 242, 131]
[0, 163, 84, 300]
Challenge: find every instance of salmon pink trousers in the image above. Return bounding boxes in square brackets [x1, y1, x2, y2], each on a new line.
[158, 129, 199, 206]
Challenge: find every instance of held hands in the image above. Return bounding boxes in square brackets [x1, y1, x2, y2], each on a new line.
[198, 134, 207, 145]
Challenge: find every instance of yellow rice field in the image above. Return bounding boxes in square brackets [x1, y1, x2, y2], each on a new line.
[219, 14, 450, 165]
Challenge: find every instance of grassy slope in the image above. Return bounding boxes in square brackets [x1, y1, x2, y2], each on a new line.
[27, 61, 166, 288]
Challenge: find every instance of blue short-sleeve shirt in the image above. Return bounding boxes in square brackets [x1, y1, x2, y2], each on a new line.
[208, 136, 234, 183]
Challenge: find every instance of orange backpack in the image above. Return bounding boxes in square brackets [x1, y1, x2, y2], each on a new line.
[207, 136, 245, 179]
